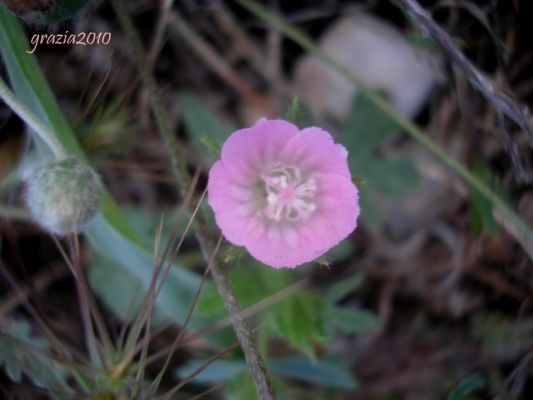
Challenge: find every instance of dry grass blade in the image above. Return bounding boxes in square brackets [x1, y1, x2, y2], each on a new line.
[120, 168, 201, 365]
[147, 235, 224, 397]
[211, 5, 275, 84]
[399, 0, 533, 182]
[169, 9, 264, 104]
[148, 0, 175, 66]
[189, 383, 223, 400]
[130, 215, 167, 398]
[51, 235, 107, 367]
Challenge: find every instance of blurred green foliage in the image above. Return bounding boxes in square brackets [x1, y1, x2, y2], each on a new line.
[471, 313, 533, 359]
[468, 158, 501, 236]
[178, 91, 233, 164]
[447, 373, 486, 400]
[341, 94, 420, 225]
[0, 319, 70, 397]
[44, 0, 89, 23]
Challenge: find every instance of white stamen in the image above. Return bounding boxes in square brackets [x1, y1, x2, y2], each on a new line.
[260, 163, 317, 222]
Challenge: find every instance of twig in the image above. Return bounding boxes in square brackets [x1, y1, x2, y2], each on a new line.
[398, 0, 533, 181]
[109, 1, 276, 398]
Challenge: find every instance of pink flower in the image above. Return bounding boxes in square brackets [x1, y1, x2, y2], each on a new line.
[207, 118, 359, 268]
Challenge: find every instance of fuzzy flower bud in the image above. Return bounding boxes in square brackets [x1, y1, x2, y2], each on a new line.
[25, 158, 103, 235]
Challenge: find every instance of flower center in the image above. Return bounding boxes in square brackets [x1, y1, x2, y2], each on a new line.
[260, 163, 317, 222]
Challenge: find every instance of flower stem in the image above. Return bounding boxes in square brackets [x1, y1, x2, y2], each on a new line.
[109, 1, 276, 398]
[0, 75, 66, 159]
[233, 0, 533, 260]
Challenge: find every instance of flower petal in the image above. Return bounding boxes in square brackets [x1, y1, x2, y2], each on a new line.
[208, 161, 255, 245]
[314, 173, 360, 238]
[282, 127, 351, 178]
[221, 119, 300, 182]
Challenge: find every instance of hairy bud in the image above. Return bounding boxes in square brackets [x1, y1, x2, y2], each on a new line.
[25, 158, 102, 235]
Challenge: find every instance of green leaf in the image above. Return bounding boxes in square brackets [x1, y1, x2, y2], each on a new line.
[406, 33, 437, 49]
[85, 216, 215, 336]
[329, 307, 380, 334]
[325, 271, 365, 305]
[447, 373, 486, 400]
[198, 260, 292, 317]
[471, 313, 533, 358]
[200, 136, 222, 158]
[342, 94, 397, 157]
[468, 159, 499, 236]
[226, 372, 260, 400]
[0, 8, 209, 339]
[199, 263, 328, 358]
[178, 356, 358, 389]
[0, 319, 71, 397]
[177, 359, 247, 383]
[222, 244, 247, 264]
[44, 0, 89, 23]
[341, 93, 420, 210]
[268, 356, 358, 389]
[358, 188, 384, 226]
[358, 158, 420, 198]
[268, 291, 326, 359]
[88, 255, 165, 326]
[284, 97, 315, 128]
[178, 91, 233, 163]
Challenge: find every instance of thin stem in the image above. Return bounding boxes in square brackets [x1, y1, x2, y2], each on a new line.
[148, 0, 175, 67]
[109, 1, 276, 398]
[233, 0, 533, 260]
[0, 75, 66, 158]
[53, 236, 100, 366]
[0, 204, 32, 222]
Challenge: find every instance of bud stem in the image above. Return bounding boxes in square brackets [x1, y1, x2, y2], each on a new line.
[0, 75, 66, 158]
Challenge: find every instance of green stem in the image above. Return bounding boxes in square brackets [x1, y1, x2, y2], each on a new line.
[234, 0, 533, 258]
[0, 75, 66, 159]
[109, 1, 276, 398]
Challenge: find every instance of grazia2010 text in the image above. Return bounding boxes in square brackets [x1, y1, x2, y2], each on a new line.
[27, 31, 112, 54]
